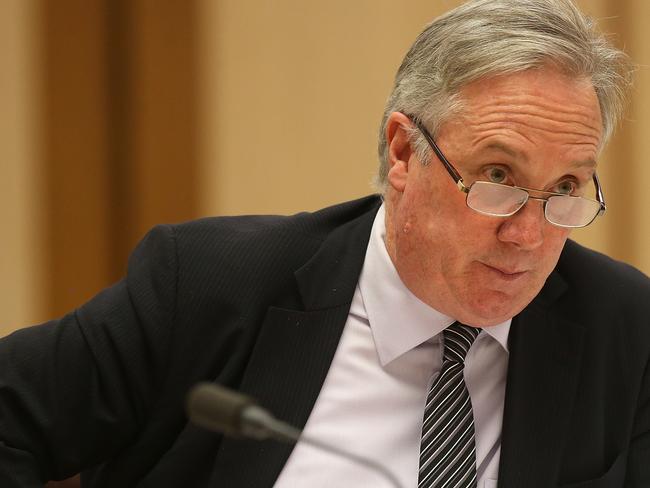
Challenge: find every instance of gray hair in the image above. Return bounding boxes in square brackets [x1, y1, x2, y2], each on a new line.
[376, 0, 634, 191]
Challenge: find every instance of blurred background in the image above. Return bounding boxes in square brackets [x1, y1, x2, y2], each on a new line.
[2, 0, 649, 338]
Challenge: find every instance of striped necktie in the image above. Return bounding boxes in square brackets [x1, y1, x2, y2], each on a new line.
[418, 322, 481, 488]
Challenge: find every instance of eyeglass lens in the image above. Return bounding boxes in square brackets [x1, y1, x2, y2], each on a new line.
[466, 182, 528, 216]
[545, 195, 601, 227]
[466, 181, 601, 227]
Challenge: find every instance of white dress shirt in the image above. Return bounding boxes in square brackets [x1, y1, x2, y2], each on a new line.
[274, 204, 510, 488]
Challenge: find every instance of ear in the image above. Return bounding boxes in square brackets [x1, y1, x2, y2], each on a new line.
[385, 112, 415, 193]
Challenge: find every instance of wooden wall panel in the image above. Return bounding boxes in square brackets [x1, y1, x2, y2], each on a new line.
[41, 0, 199, 320]
[41, 0, 114, 317]
[124, 0, 199, 260]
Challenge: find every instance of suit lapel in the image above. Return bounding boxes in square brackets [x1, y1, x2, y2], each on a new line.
[498, 271, 585, 487]
[209, 200, 381, 487]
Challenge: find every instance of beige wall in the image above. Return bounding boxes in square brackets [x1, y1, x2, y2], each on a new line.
[570, 0, 650, 274]
[197, 0, 462, 216]
[622, 0, 650, 273]
[0, 0, 44, 335]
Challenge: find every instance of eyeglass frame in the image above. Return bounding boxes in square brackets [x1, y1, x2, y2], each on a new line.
[405, 113, 607, 228]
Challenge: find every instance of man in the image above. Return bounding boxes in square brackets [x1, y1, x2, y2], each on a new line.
[0, 0, 647, 487]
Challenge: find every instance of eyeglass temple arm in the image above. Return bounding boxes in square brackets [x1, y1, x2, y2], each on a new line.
[593, 173, 606, 215]
[408, 116, 469, 193]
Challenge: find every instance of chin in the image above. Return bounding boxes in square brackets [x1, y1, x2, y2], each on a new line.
[459, 291, 529, 327]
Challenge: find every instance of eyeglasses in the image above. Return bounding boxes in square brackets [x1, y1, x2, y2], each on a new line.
[408, 115, 606, 228]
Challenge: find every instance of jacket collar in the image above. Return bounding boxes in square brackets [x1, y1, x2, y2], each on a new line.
[294, 198, 381, 310]
[498, 267, 585, 487]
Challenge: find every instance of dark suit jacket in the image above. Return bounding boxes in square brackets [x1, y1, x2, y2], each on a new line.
[0, 195, 649, 487]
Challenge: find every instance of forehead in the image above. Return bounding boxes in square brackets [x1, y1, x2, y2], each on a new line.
[449, 68, 603, 154]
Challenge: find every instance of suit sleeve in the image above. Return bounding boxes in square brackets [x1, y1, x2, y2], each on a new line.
[0, 224, 178, 486]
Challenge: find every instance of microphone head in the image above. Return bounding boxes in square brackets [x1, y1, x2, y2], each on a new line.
[186, 382, 257, 436]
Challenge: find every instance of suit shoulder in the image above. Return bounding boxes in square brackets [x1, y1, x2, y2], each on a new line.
[133, 196, 380, 303]
[170, 194, 381, 254]
[558, 239, 650, 303]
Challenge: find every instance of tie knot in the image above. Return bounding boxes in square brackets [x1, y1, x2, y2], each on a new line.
[443, 322, 481, 364]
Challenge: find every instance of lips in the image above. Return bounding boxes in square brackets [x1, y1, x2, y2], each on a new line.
[481, 262, 528, 280]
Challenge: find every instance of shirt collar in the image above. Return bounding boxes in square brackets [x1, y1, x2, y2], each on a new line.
[355, 204, 510, 366]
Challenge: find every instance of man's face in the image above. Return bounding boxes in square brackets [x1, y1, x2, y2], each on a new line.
[384, 68, 603, 327]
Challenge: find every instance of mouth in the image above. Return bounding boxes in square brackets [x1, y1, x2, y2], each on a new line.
[481, 263, 528, 281]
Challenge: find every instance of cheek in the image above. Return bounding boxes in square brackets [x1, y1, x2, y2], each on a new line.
[406, 211, 488, 277]
[393, 175, 502, 275]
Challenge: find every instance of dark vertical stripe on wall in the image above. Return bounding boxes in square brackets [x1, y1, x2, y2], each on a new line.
[105, 0, 133, 284]
[120, 0, 200, 267]
[41, 0, 113, 319]
[40, 0, 199, 327]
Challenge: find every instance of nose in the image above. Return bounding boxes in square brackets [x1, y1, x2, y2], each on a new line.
[496, 200, 546, 250]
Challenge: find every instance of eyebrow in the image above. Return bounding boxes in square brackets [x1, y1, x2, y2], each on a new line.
[483, 142, 597, 169]
[571, 158, 598, 169]
[484, 142, 520, 159]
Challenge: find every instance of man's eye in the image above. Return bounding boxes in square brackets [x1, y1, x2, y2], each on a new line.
[487, 167, 507, 184]
[555, 180, 576, 195]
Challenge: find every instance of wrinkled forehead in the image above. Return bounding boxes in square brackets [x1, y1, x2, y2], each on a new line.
[449, 68, 604, 146]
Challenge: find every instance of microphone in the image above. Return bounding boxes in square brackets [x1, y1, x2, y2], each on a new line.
[186, 382, 403, 488]
[186, 381, 297, 441]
